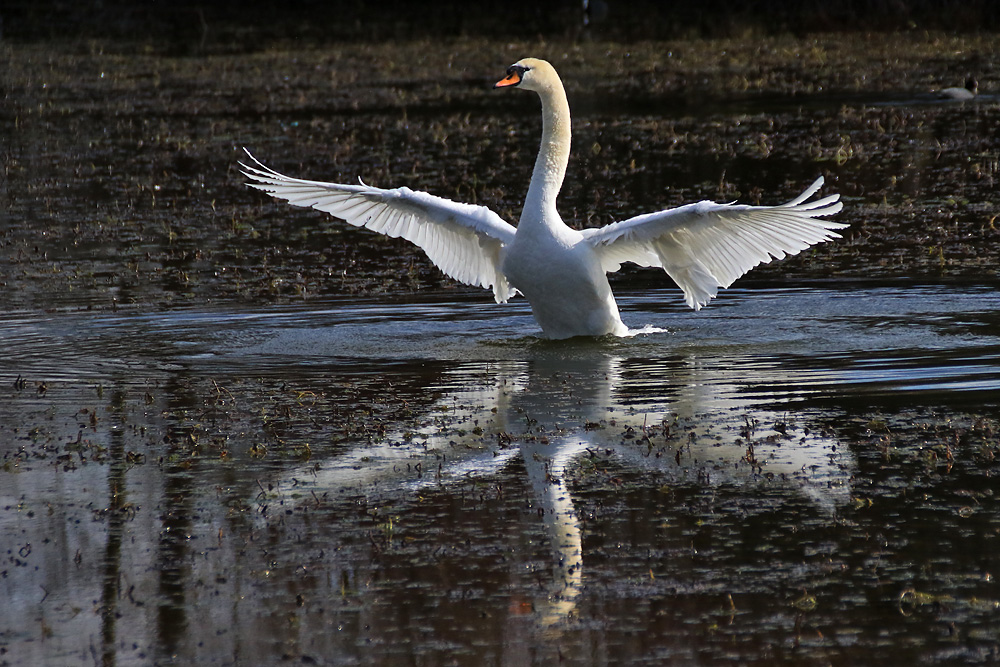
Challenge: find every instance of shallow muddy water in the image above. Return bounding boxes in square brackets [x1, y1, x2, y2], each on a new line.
[2, 35, 1000, 665]
[3, 286, 1000, 665]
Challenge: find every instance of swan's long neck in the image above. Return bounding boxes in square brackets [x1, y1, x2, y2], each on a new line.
[523, 80, 571, 222]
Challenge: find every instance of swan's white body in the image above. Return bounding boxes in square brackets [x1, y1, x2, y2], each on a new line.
[936, 78, 978, 101]
[241, 58, 845, 339]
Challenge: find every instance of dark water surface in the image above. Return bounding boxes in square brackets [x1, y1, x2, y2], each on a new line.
[3, 36, 1000, 665]
[3, 287, 1000, 665]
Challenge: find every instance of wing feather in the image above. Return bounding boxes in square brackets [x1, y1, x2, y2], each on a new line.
[582, 177, 846, 309]
[240, 149, 518, 302]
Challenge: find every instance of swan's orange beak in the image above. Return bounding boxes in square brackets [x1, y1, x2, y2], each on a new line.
[494, 72, 521, 88]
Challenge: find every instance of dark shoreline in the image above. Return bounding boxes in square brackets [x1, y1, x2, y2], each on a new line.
[5, 0, 1000, 54]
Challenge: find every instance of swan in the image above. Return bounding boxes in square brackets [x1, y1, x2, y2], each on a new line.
[241, 57, 845, 339]
[936, 77, 978, 101]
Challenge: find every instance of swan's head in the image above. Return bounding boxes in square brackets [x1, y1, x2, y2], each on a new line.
[494, 58, 561, 94]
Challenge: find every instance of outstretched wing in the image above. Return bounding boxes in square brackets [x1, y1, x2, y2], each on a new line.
[240, 149, 519, 303]
[580, 177, 846, 310]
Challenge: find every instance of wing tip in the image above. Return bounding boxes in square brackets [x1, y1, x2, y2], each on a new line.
[238, 147, 290, 188]
[783, 175, 829, 207]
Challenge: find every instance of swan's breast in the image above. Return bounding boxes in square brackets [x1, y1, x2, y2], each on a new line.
[503, 224, 586, 290]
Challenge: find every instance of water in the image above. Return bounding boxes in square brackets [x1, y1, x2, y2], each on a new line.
[2, 285, 1000, 664]
[4, 37, 1000, 665]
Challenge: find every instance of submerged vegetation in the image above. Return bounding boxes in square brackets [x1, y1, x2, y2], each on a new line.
[2, 32, 998, 312]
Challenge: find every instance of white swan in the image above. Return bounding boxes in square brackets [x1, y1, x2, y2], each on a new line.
[241, 57, 845, 339]
[936, 77, 978, 101]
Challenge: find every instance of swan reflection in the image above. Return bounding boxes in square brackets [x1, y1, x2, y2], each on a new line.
[265, 348, 853, 625]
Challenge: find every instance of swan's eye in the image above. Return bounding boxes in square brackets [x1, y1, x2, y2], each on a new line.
[507, 65, 530, 78]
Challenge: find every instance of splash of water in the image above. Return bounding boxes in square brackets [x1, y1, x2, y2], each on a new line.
[624, 324, 673, 337]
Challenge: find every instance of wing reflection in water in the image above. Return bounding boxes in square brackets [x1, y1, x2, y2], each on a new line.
[264, 347, 853, 626]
